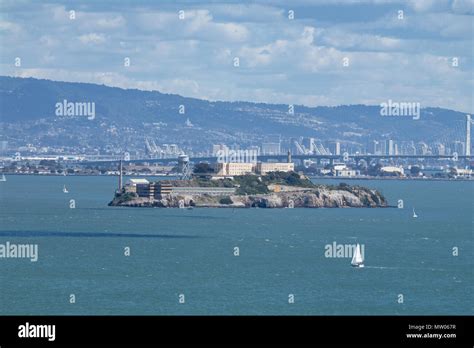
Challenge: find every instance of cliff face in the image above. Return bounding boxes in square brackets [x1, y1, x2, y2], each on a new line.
[109, 186, 387, 208]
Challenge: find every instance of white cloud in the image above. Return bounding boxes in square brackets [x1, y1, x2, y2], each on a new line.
[407, 0, 451, 12]
[133, 9, 249, 42]
[78, 33, 106, 45]
[96, 15, 126, 29]
[318, 29, 402, 51]
[451, 0, 474, 14]
[0, 0, 471, 113]
[39, 35, 59, 48]
[0, 20, 23, 34]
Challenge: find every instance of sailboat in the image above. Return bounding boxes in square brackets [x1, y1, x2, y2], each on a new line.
[351, 244, 364, 268]
[0, 174, 6, 182]
[63, 185, 69, 193]
[412, 208, 418, 218]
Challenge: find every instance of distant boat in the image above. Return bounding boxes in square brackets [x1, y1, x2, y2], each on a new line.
[412, 208, 418, 218]
[63, 185, 69, 193]
[0, 174, 6, 182]
[187, 207, 193, 210]
[351, 244, 364, 268]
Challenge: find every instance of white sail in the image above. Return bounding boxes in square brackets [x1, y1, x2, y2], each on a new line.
[0, 174, 6, 181]
[63, 185, 68, 193]
[412, 208, 417, 218]
[351, 244, 363, 265]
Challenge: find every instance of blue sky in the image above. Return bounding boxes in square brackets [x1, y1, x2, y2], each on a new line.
[1, 0, 473, 112]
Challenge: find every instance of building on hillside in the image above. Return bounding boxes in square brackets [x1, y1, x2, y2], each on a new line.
[170, 186, 236, 196]
[256, 162, 294, 175]
[214, 162, 255, 176]
[126, 178, 150, 193]
[127, 180, 236, 198]
[214, 150, 295, 176]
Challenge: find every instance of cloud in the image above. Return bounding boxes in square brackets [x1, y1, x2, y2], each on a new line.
[0, 0, 472, 113]
[134, 9, 249, 42]
[0, 20, 23, 35]
[96, 15, 126, 29]
[318, 29, 402, 51]
[451, 0, 474, 14]
[78, 33, 106, 45]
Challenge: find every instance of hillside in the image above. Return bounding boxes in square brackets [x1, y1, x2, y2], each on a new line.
[0, 76, 468, 154]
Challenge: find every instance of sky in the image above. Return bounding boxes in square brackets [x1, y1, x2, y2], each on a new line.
[0, 0, 473, 112]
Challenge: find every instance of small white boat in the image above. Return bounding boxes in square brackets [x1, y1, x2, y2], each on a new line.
[63, 185, 69, 193]
[0, 174, 6, 182]
[412, 208, 418, 218]
[351, 243, 364, 268]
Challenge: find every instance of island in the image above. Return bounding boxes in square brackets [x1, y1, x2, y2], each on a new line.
[109, 171, 388, 208]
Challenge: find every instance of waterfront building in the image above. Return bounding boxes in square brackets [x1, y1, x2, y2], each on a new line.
[388, 140, 395, 156]
[380, 166, 405, 176]
[379, 140, 387, 155]
[371, 140, 380, 155]
[333, 164, 359, 177]
[450, 167, 472, 178]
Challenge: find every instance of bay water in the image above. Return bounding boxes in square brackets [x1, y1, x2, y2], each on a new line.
[0, 176, 472, 315]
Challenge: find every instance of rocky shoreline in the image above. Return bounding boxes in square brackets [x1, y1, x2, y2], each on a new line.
[109, 185, 388, 208]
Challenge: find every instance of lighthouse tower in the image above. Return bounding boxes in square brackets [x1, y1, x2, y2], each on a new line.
[118, 160, 123, 192]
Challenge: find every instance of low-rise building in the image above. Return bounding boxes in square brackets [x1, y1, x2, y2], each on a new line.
[256, 162, 294, 175]
[126, 178, 150, 193]
[128, 179, 236, 198]
[380, 166, 405, 176]
[332, 164, 359, 177]
[215, 162, 255, 176]
[156, 182, 172, 195]
[450, 167, 472, 178]
[171, 186, 236, 196]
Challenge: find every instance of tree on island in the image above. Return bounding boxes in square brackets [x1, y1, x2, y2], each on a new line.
[193, 162, 214, 174]
[367, 163, 383, 176]
[410, 166, 421, 176]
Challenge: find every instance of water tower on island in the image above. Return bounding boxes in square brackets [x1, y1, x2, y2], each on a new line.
[178, 154, 191, 180]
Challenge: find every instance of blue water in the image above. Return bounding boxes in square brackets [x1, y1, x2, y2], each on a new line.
[0, 175, 472, 315]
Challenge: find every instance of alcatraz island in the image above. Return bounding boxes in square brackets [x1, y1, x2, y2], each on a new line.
[109, 152, 388, 209]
